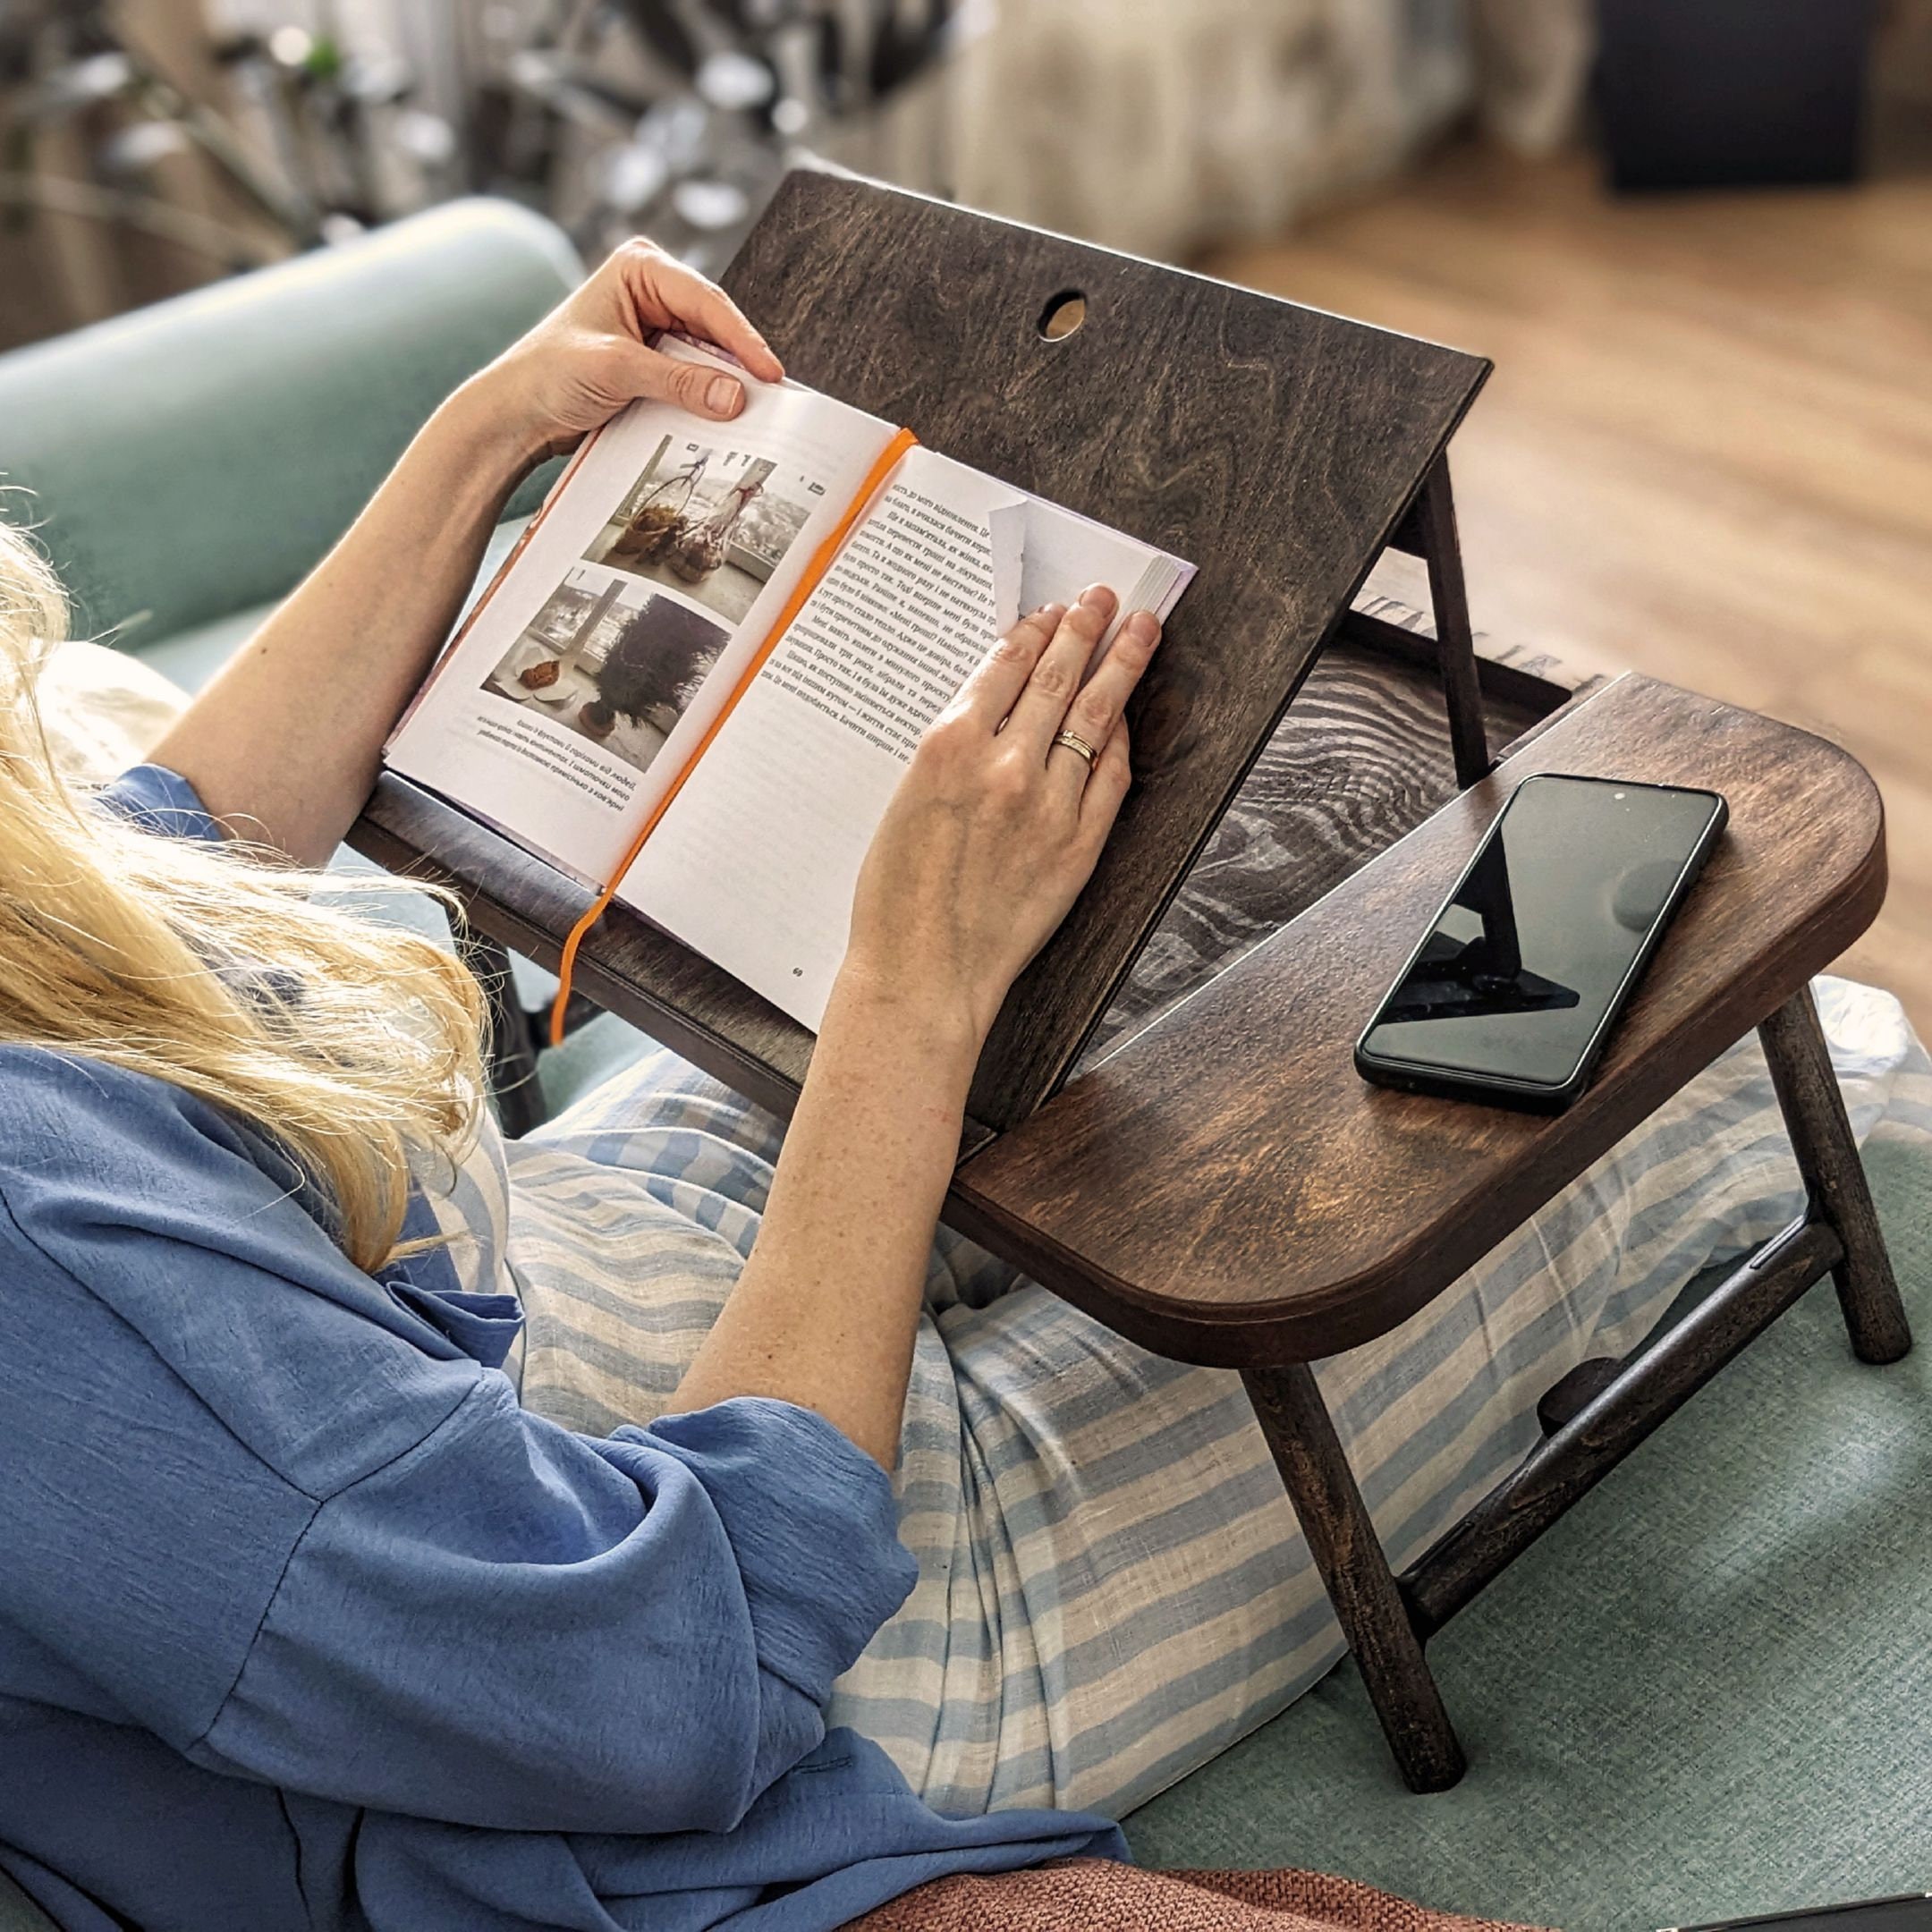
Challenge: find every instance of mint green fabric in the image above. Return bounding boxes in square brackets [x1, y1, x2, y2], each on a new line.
[131, 600, 271, 696]
[139, 508, 533, 696]
[1126, 1133, 1932, 1932]
[0, 198, 577, 649]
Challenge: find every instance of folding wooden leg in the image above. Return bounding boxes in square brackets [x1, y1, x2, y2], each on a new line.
[1411, 458, 1490, 792]
[1758, 986, 1912, 1366]
[462, 931, 547, 1139]
[1242, 1362, 1467, 1792]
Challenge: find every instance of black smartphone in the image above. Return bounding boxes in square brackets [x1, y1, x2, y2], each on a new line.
[1354, 773, 1728, 1112]
[1664, 1893, 1932, 1932]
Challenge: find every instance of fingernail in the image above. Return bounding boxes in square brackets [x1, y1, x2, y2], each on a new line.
[1034, 601, 1067, 623]
[1123, 610, 1160, 646]
[706, 374, 743, 416]
[1079, 584, 1116, 613]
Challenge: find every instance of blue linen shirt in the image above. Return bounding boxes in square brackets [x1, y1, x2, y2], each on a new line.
[0, 767, 1125, 1932]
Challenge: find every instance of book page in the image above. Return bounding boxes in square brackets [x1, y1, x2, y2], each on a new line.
[619, 446, 1191, 1028]
[384, 340, 899, 886]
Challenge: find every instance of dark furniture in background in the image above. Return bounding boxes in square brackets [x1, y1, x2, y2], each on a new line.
[1594, 0, 1880, 190]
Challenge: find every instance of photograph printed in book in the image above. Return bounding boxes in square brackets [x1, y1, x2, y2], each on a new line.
[582, 433, 825, 625]
[481, 563, 732, 779]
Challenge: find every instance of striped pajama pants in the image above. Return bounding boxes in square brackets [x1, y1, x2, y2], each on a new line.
[442, 977, 1932, 1821]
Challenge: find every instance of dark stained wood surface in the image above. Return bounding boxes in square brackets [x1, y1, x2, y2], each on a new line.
[1245, 1360, 1467, 1792]
[949, 675, 1889, 1367]
[357, 171, 1495, 1134]
[1411, 461, 1488, 790]
[713, 168, 1489, 1129]
[1079, 629, 1547, 1062]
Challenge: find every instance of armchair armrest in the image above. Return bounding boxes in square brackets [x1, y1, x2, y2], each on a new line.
[0, 198, 580, 648]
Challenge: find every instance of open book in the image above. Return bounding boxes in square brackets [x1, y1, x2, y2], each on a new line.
[387, 335, 1193, 1034]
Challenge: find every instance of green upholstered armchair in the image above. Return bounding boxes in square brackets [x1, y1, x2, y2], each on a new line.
[0, 197, 651, 1132]
[0, 197, 578, 672]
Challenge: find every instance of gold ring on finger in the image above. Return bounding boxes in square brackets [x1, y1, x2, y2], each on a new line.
[1053, 729, 1099, 767]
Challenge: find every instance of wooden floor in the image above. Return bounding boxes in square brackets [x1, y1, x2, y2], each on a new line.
[1205, 146, 1932, 1033]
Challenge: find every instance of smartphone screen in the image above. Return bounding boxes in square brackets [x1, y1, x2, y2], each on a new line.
[1358, 774, 1725, 1101]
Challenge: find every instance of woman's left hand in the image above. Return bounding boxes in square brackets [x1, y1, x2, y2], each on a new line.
[840, 585, 1160, 1046]
[462, 237, 786, 469]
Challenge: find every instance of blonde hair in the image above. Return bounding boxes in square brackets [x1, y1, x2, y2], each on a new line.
[0, 522, 486, 1272]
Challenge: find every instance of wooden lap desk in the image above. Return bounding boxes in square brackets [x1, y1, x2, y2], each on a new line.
[351, 173, 1911, 1791]
[354, 652, 1911, 1794]
[949, 669, 1911, 1790]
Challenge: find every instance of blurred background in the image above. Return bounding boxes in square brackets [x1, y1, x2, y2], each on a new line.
[3, 0, 1929, 1020]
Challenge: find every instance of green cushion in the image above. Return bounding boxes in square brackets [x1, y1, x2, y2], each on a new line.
[1126, 1133, 1932, 1932]
[133, 600, 272, 697]
[535, 1008, 657, 1118]
[140, 512, 533, 697]
[0, 198, 577, 649]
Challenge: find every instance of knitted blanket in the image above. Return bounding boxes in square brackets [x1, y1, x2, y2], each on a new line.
[844, 1860, 1546, 1931]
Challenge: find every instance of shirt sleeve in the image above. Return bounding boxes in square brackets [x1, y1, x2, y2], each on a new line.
[190, 1383, 917, 1835]
[96, 762, 225, 843]
[0, 1051, 917, 1840]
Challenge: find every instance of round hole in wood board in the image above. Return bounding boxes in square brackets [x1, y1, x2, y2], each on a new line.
[1038, 291, 1086, 341]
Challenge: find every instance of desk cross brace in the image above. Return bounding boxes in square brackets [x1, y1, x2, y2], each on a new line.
[1240, 983, 1912, 1792]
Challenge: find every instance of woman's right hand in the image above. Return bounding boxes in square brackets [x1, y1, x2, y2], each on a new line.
[839, 584, 1163, 1046]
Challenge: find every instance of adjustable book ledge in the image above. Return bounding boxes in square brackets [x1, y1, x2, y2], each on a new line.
[352, 167, 1493, 1148]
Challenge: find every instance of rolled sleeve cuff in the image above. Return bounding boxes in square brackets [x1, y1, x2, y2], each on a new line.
[620, 1397, 915, 1707]
[98, 764, 225, 843]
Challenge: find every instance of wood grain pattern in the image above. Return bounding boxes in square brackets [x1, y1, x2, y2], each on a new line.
[353, 616, 1557, 1130]
[712, 168, 1490, 1129]
[1412, 462, 1490, 790]
[1080, 631, 1546, 1062]
[950, 674, 1889, 1366]
[357, 172, 1496, 1136]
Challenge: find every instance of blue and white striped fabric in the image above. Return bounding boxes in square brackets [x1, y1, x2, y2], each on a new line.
[429, 976, 1932, 1822]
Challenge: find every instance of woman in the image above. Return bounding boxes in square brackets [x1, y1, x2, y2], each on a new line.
[1, 243, 1925, 1932]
